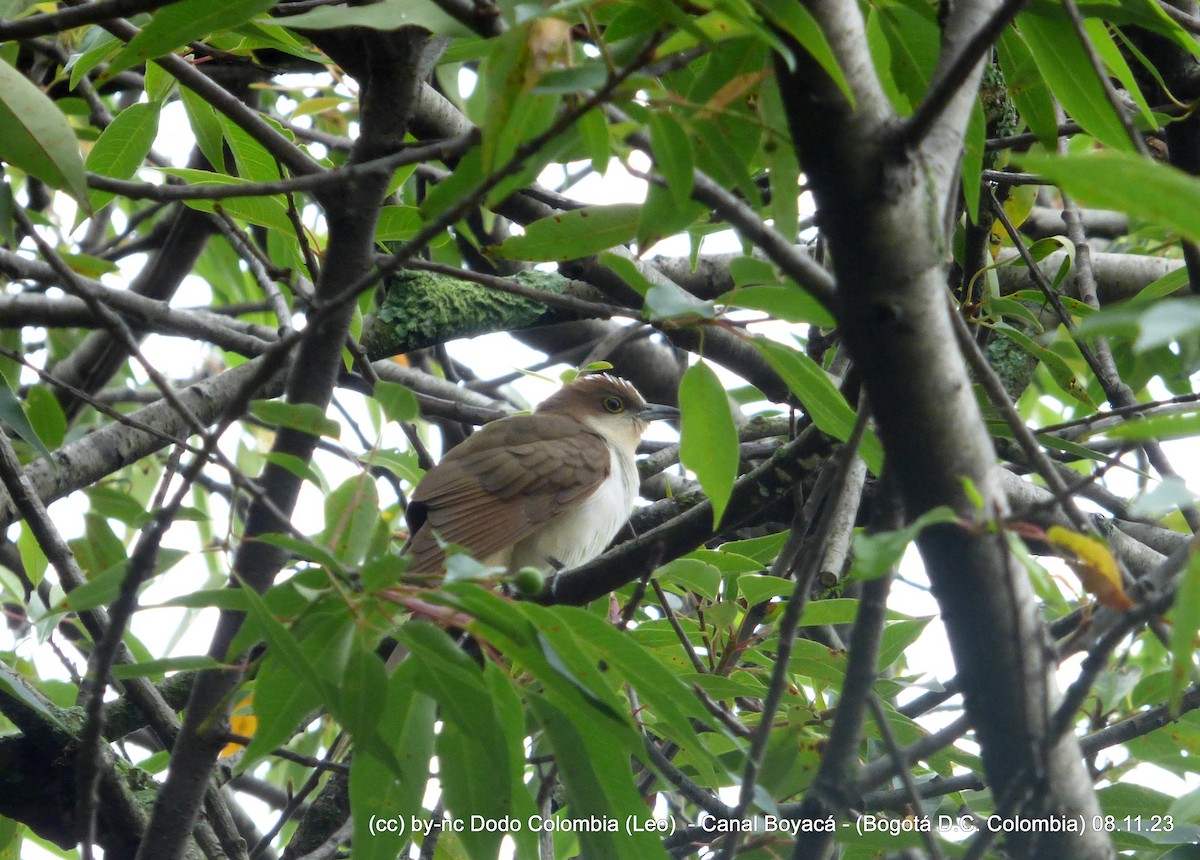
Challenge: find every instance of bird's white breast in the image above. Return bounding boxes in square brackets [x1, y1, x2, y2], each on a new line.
[510, 444, 639, 572]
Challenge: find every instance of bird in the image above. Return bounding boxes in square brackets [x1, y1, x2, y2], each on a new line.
[402, 374, 677, 575]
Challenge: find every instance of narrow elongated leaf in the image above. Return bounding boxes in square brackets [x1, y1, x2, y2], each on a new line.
[87, 102, 161, 211]
[0, 384, 51, 461]
[350, 661, 435, 860]
[0, 59, 87, 203]
[1169, 551, 1200, 714]
[679, 361, 739, 527]
[528, 694, 665, 860]
[239, 608, 353, 768]
[490, 204, 641, 261]
[1084, 19, 1155, 127]
[276, 0, 472, 36]
[109, 655, 223, 680]
[753, 337, 883, 472]
[1045, 525, 1133, 610]
[961, 98, 985, 222]
[648, 112, 694, 208]
[1017, 8, 1135, 151]
[320, 474, 380, 567]
[108, 0, 278, 76]
[754, 0, 853, 105]
[250, 400, 340, 438]
[53, 550, 186, 614]
[991, 322, 1097, 408]
[527, 605, 724, 759]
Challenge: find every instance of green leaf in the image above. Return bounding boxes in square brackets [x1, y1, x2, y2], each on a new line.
[648, 112, 694, 209]
[753, 337, 884, 472]
[656, 558, 721, 601]
[473, 21, 561, 172]
[398, 621, 522, 855]
[1101, 410, 1200, 443]
[877, 618, 931, 669]
[991, 322, 1097, 407]
[253, 532, 343, 572]
[350, 661, 435, 860]
[643, 280, 716, 322]
[17, 523, 47, 591]
[869, 0, 938, 113]
[109, 655, 223, 680]
[240, 605, 354, 768]
[636, 183, 708, 252]
[738, 573, 794, 605]
[185, 195, 295, 234]
[797, 598, 861, 626]
[1169, 551, 1200, 714]
[275, 0, 473, 36]
[575, 106, 610, 173]
[249, 399, 340, 438]
[851, 507, 959, 581]
[1118, 298, 1200, 353]
[53, 549, 185, 614]
[335, 643, 388, 740]
[489, 203, 641, 262]
[722, 284, 836, 327]
[374, 380, 419, 423]
[86, 102, 160, 211]
[679, 361, 739, 527]
[758, 73, 802, 240]
[236, 589, 404, 775]
[0, 383, 51, 461]
[597, 251, 655, 297]
[961, 98, 985, 223]
[87, 486, 154, 526]
[754, 0, 853, 105]
[1084, 19, 1155, 129]
[1017, 7, 1136, 152]
[320, 474, 380, 568]
[528, 694, 665, 860]
[218, 113, 284, 183]
[67, 26, 122, 90]
[0, 58, 87, 204]
[178, 86, 225, 170]
[263, 452, 325, 490]
[722, 530, 790, 563]
[0, 664, 69, 731]
[1021, 150, 1200, 243]
[534, 605, 724, 755]
[373, 206, 422, 243]
[108, 0, 278, 76]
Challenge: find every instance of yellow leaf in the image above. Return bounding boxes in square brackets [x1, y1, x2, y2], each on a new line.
[988, 184, 1037, 260]
[221, 695, 257, 758]
[1045, 525, 1134, 611]
[526, 17, 572, 85]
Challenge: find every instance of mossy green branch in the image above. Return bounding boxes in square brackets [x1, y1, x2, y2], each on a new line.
[361, 268, 595, 360]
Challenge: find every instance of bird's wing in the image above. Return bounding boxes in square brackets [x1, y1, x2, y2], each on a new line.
[404, 414, 611, 572]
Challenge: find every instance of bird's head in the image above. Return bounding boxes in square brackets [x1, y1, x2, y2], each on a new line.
[537, 374, 677, 453]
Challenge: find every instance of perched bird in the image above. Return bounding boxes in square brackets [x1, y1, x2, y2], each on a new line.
[403, 374, 677, 575]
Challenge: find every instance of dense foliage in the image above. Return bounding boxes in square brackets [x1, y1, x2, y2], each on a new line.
[3, 0, 1200, 858]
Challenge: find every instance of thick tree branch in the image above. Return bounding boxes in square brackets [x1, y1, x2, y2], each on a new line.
[135, 28, 446, 860]
[773, 0, 1112, 854]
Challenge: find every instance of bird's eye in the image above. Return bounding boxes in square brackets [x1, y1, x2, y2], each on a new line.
[603, 396, 625, 413]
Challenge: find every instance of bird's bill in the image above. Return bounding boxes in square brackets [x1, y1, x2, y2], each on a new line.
[639, 402, 680, 422]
